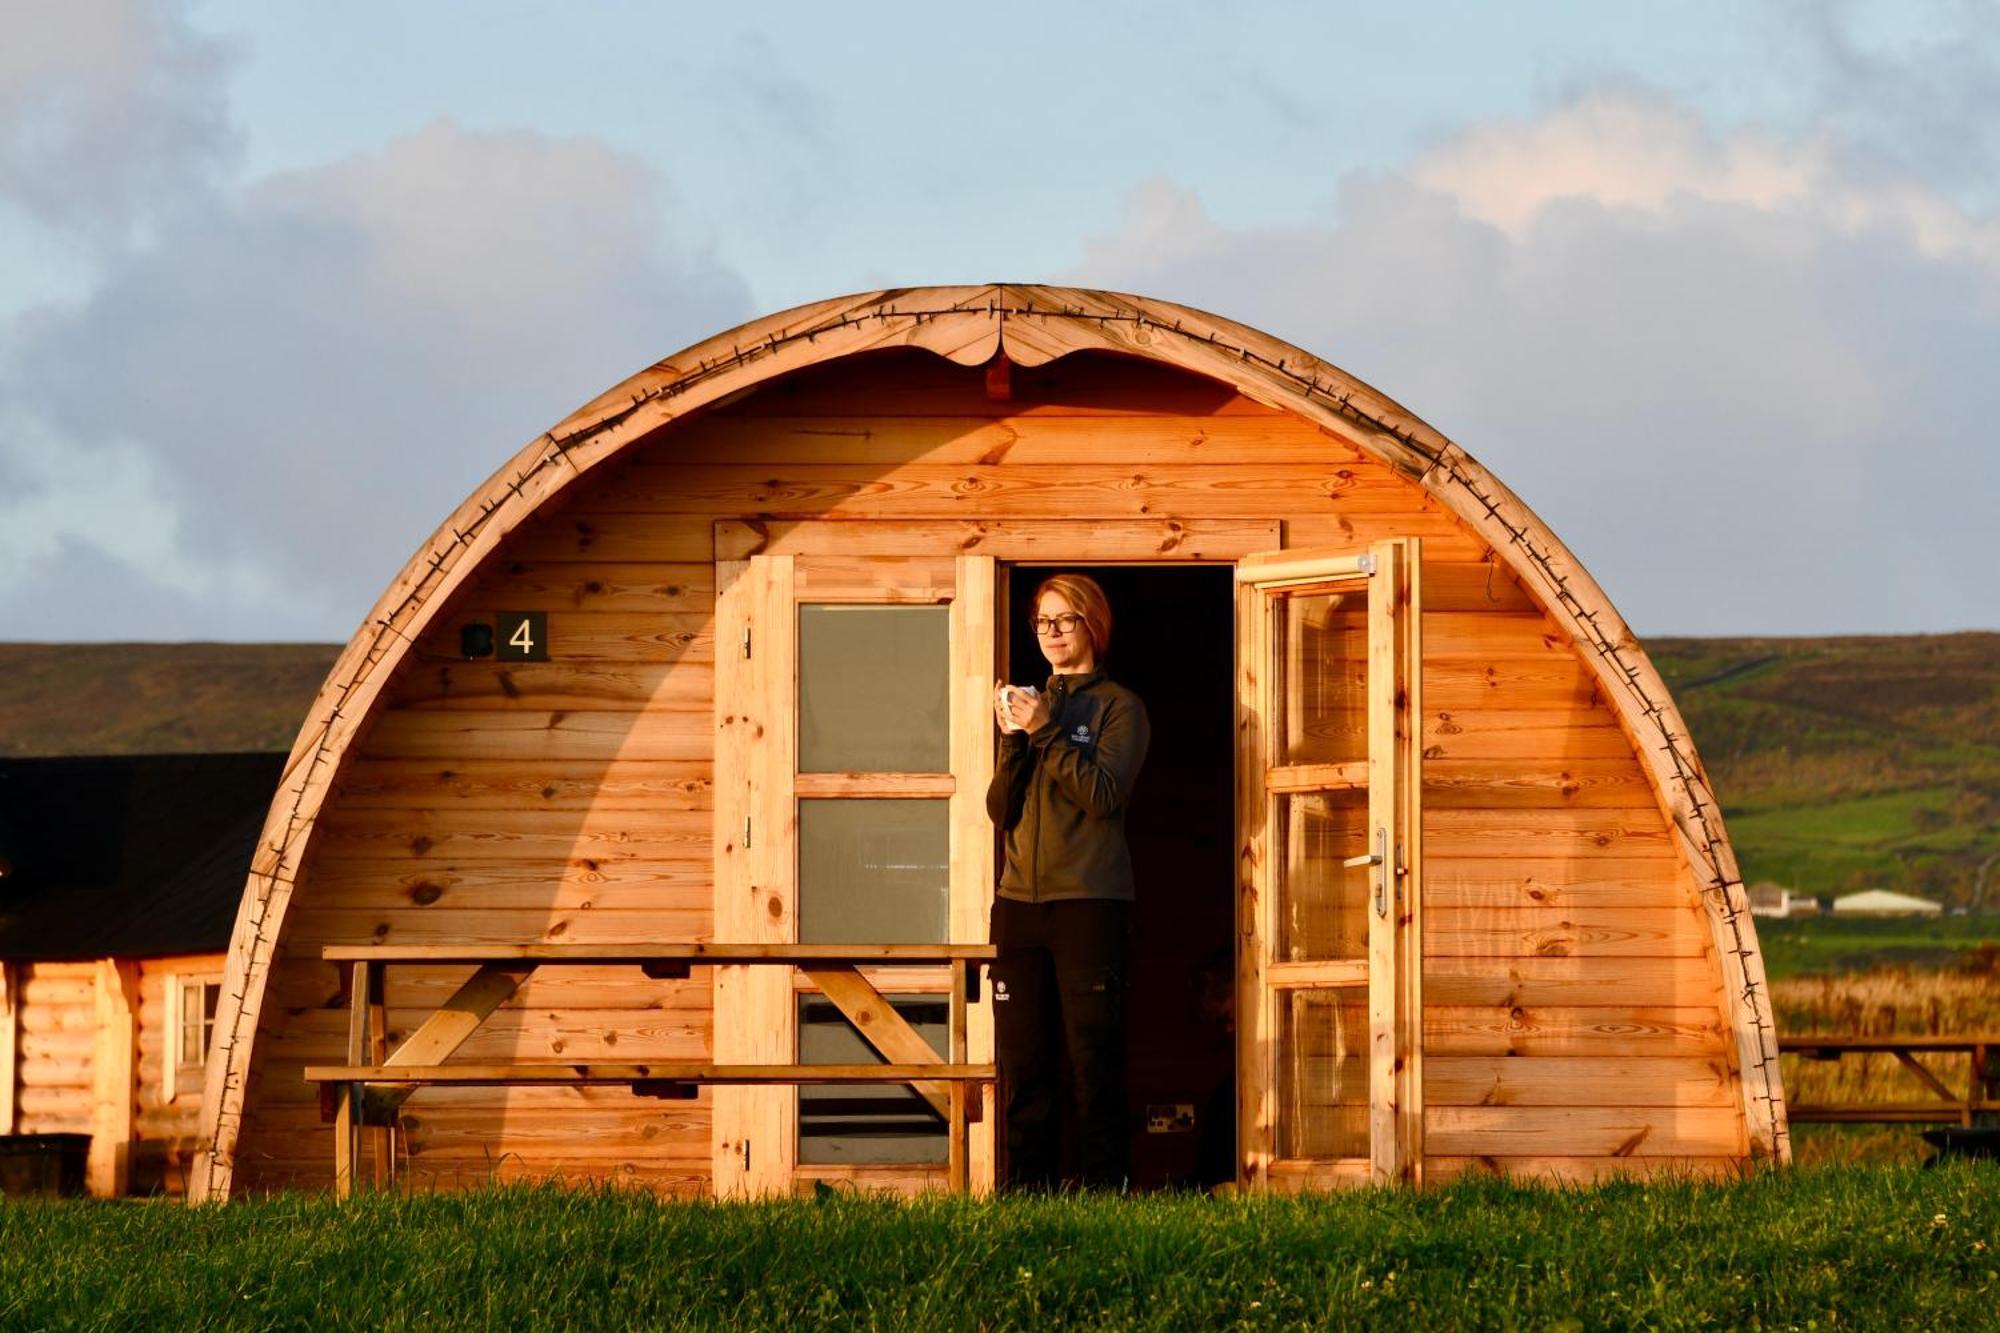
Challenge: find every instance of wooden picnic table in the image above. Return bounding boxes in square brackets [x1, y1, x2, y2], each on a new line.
[302, 943, 997, 1198]
[1779, 1034, 2000, 1127]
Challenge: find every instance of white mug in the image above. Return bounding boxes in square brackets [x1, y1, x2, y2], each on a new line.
[996, 684, 1039, 731]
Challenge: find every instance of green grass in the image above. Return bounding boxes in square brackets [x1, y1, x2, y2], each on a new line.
[1726, 787, 1984, 892]
[3, 1170, 1997, 1330]
[1756, 913, 2000, 980]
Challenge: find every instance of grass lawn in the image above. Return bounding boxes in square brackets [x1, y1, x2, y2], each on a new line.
[1755, 913, 1999, 980]
[4, 1167, 1996, 1329]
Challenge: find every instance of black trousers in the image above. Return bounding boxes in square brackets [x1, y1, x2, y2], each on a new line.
[990, 896, 1132, 1189]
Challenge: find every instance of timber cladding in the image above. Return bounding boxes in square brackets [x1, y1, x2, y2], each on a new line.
[195, 286, 1784, 1201]
[2, 955, 222, 1197]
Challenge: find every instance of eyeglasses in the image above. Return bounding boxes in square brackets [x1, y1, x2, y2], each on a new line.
[1032, 612, 1086, 636]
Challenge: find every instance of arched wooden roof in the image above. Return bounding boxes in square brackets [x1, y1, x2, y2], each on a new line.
[192, 285, 1786, 1199]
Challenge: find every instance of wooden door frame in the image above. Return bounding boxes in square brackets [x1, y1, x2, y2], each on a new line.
[712, 519, 1296, 1197]
[710, 549, 998, 1196]
[1234, 538, 1423, 1189]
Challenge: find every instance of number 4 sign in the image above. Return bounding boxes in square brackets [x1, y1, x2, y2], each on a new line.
[496, 611, 549, 662]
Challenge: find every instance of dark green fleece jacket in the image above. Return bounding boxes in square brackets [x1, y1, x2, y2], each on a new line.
[986, 670, 1150, 903]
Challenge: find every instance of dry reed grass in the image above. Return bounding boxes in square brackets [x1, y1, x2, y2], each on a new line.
[1774, 951, 2000, 1165]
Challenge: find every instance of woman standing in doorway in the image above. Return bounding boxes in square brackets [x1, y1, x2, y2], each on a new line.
[987, 573, 1150, 1189]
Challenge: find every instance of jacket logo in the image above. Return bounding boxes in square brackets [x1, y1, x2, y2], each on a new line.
[1072, 724, 1092, 744]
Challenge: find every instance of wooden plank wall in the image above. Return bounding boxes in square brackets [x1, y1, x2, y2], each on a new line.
[232, 348, 1742, 1191]
[0, 962, 14, 1135]
[4, 955, 222, 1197]
[133, 954, 225, 1197]
[13, 962, 95, 1139]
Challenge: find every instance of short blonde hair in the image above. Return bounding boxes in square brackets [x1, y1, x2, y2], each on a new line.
[1032, 573, 1113, 658]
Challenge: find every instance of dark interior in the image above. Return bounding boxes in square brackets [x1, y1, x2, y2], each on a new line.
[1004, 565, 1237, 1190]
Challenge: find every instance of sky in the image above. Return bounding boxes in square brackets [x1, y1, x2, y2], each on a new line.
[1, 0, 1995, 641]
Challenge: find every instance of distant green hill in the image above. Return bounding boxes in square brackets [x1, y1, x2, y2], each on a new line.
[1649, 633, 2000, 910]
[3, 634, 1994, 906]
[0, 643, 338, 758]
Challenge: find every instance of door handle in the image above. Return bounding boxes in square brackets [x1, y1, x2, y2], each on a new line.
[1345, 827, 1391, 918]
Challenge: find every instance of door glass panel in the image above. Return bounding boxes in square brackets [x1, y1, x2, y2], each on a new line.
[1278, 790, 1369, 961]
[1276, 986, 1369, 1159]
[798, 995, 948, 1164]
[1277, 585, 1368, 767]
[797, 799, 950, 944]
[798, 605, 949, 772]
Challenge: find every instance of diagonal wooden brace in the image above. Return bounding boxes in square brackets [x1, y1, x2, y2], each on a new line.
[362, 963, 536, 1119]
[801, 966, 980, 1124]
[1892, 1050, 1962, 1106]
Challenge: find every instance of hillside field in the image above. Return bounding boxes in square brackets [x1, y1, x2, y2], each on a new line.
[0, 643, 337, 758]
[1651, 633, 1998, 908]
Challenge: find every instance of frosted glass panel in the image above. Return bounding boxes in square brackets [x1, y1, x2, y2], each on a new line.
[798, 995, 947, 1164]
[797, 799, 950, 944]
[1278, 585, 1368, 767]
[1277, 987, 1369, 1160]
[1278, 790, 1369, 962]
[798, 605, 949, 773]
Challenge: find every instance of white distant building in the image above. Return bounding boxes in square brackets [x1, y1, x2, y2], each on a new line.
[1748, 884, 1816, 917]
[1830, 889, 1943, 916]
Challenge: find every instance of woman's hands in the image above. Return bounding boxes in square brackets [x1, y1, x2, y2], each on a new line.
[1015, 688, 1051, 733]
[994, 680, 1051, 734]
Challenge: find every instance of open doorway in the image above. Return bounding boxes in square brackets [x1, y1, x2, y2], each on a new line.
[1003, 564, 1237, 1190]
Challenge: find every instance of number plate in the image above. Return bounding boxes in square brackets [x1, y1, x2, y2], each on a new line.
[496, 611, 549, 662]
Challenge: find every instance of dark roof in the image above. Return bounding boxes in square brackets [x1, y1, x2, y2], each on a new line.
[0, 753, 283, 960]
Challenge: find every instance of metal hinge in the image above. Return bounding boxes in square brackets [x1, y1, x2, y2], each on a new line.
[743, 816, 752, 850]
[742, 626, 752, 658]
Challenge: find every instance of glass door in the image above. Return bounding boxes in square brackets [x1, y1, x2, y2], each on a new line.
[712, 552, 997, 1196]
[1235, 539, 1422, 1188]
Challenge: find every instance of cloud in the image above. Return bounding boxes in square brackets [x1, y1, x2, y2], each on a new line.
[0, 536, 294, 642]
[1410, 89, 2000, 265]
[1785, 0, 2000, 205]
[0, 0, 236, 243]
[3, 118, 753, 639]
[697, 32, 836, 153]
[1071, 93, 2000, 634]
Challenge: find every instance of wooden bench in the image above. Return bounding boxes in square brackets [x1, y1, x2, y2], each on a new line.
[302, 943, 997, 1197]
[1781, 1034, 2000, 1126]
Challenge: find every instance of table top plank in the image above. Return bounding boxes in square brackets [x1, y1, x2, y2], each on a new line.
[322, 943, 997, 964]
[1779, 1035, 2000, 1052]
[303, 1062, 996, 1085]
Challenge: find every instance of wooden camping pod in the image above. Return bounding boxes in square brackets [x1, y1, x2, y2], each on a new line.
[191, 286, 1786, 1201]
